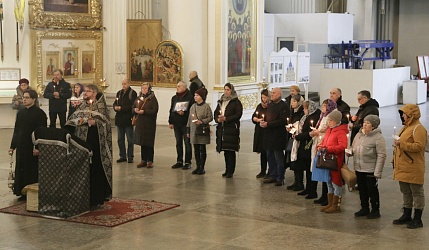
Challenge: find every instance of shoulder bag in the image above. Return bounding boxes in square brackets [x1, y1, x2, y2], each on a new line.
[131, 98, 147, 126]
[316, 148, 338, 170]
[341, 157, 357, 192]
[194, 105, 210, 136]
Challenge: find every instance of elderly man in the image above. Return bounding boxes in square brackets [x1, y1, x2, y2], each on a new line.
[330, 87, 351, 125]
[113, 79, 137, 163]
[189, 71, 205, 97]
[260, 87, 289, 186]
[350, 90, 379, 143]
[169, 81, 194, 169]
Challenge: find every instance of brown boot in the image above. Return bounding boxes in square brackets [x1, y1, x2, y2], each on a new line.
[137, 161, 147, 168]
[325, 195, 341, 213]
[321, 193, 334, 212]
[147, 162, 154, 168]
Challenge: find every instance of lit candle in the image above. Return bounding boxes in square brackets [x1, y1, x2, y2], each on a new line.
[394, 126, 396, 135]
[255, 111, 258, 117]
[287, 117, 289, 124]
[137, 100, 140, 110]
[116, 97, 118, 105]
[89, 99, 93, 118]
[262, 114, 265, 121]
[311, 120, 314, 128]
[346, 114, 350, 123]
[219, 110, 222, 116]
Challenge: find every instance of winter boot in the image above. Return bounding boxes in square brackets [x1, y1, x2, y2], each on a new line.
[315, 182, 328, 204]
[321, 193, 334, 212]
[354, 208, 370, 217]
[197, 165, 205, 175]
[407, 209, 423, 229]
[293, 171, 304, 191]
[192, 166, 200, 175]
[366, 208, 381, 219]
[393, 207, 413, 225]
[324, 195, 341, 213]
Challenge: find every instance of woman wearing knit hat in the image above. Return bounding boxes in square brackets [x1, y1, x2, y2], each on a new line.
[348, 114, 386, 219]
[317, 110, 348, 213]
[214, 83, 243, 178]
[11, 78, 40, 111]
[187, 88, 213, 175]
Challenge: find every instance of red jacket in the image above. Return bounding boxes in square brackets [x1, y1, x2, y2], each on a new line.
[317, 124, 348, 186]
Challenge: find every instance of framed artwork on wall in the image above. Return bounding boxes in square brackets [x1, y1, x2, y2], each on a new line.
[154, 40, 184, 87]
[81, 51, 95, 78]
[63, 48, 79, 78]
[44, 51, 60, 81]
[127, 20, 162, 86]
[28, 0, 102, 29]
[227, 0, 257, 83]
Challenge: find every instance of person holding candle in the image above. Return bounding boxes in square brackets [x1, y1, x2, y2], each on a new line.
[133, 83, 159, 168]
[392, 104, 427, 229]
[350, 90, 379, 144]
[252, 89, 270, 178]
[169, 81, 194, 170]
[68, 83, 85, 118]
[65, 84, 113, 209]
[43, 69, 72, 128]
[214, 83, 243, 178]
[291, 100, 321, 198]
[187, 88, 213, 175]
[348, 115, 386, 219]
[113, 79, 137, 163]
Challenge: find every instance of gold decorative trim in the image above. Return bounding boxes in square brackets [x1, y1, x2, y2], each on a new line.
[31, 30, 103, 94]
[238, 92, 258, 110]
[28, 0, 102, 30]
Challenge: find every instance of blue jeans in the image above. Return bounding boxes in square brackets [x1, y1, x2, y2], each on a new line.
[117, 125, 134, 160]
[327, 181, 342, 196]
[267, 150, 285, 181]
[174, 124, 192, 164]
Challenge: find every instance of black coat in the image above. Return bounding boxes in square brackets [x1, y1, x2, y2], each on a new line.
[10, 105, 47, 195]
[168, 89, 194, 127]
[263, 100, 289, 151]
[351, 98, 379, 142]
[43, 79, 72, 112]
[189, 76, 204, 96]
[214, 98, 243, 152]
[252, 104, 268, 153]
[133, 92, 159, 147]
[113, 87, 137, 127]
[336, 96, 351, 125]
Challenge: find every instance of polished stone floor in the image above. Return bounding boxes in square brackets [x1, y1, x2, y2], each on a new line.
[1, 103, 429, 249]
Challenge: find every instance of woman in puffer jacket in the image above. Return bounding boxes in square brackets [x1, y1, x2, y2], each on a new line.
[348, 115, 386, 219]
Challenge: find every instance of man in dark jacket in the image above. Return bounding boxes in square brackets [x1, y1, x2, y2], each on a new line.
[169, 81, 194, 169]
[260, 87, 289, 186]
[113, 79, 137, 163]
[330, 87, 351, 125]
[350, 90, 379, 142]
[189, 71, 204, 97]
[43, 69, 72, 128]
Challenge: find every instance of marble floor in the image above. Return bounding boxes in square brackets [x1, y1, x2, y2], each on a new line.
[1, 102, 429, 249]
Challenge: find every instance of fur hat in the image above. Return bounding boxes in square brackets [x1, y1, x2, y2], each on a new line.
[327, 110, 342, 124]
[19, 78, 29, 85]
[195, 88, 207, 100]
[290, 85, 300, 93]
[364, 115, 380, 129]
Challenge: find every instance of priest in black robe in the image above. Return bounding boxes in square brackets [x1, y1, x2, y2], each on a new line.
[66, 84, 112, 209]
[9, 89, 47, 200]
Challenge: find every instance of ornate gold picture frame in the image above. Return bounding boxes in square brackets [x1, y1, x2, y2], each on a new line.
[28, 0, 102, 29]
[227, 0, 257, 83]
[154, 40, 184, 87]
[32, 30, 103, 89]
[44, 51, 59, 81]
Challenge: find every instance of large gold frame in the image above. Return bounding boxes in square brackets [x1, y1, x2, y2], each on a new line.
[28, 0, 102, 29]
[31, 30, 103, 92]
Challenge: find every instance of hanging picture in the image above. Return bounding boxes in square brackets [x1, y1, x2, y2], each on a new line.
[44, 51, 60, 81]
[154, 40, 184, 87]
[63, 48, 79, 78]
[81, 51, 95, 78]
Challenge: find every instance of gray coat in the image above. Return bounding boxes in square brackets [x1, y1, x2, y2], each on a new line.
[187, 102, 213, 145]
[350, 127, 386, 178]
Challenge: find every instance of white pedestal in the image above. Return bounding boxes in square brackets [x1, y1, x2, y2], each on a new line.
[403, 80, 427, 104]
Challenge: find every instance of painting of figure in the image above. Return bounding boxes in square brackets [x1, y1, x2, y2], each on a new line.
[63, 48, 78, 77]
[45, 51, 60, 81]
[44, 0, 89, 14]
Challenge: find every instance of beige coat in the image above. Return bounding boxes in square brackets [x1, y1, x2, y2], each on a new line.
[393, 104, 427, 185]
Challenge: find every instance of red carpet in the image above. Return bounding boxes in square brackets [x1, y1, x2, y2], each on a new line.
[0, 198, 180, 227]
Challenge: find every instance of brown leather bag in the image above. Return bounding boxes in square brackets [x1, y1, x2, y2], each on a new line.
[316, 149, 338, 170]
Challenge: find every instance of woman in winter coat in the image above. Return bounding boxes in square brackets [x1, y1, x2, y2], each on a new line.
[317, 110, 348, 213]
[291, 100, 321, 199]
[348, 115, 386, 219]
[252, 89, 270, 178]
[187, 88, 213, 175]
[286, 94, 304, 191]
[68, 83, 85, 118]
[11, 78, 39, 111]
[214, 83, 243, 178]
[310, 99, 337, 206]
[392, 104, 427, 229]
[133, 83, 159, 168]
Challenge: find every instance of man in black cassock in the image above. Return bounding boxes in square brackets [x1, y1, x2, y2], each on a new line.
[66, 84, 112, 209]
[9, 89, 47, 200]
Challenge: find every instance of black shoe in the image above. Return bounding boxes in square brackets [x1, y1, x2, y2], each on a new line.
[286, 183, 296, 190]
[314, 195, 327, 204]
[226, 174, 233, 178]
[305, 193, 318, 199]
[354, 208, 370, 217]
[17, 195, 27, 201]
[320, 199, 328, 206]
[171, 162, 183, 169]
[274, 180, 284, 186]
[182, 163, 192, 170]
[116, 158, 127, 163]
[198, 169, 206, 175]
[263, 178, 276, 184]
[393, 208, 413, 225]
[293, 185, 304, 191]
[192, 168, 199, 175]
[128, 159, 133, 163]
[297, 190, 308, 196]
[366, 209, 381, 219]
[256, 172, 266, 178]
[222, 172, 227, 177]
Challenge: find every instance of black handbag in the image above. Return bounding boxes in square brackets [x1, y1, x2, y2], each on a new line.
[194, 105, 210, 136]
[316, 149, 338, 170]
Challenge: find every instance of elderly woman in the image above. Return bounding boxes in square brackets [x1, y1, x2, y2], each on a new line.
[214, 83, 243, 178]
[317, 110, 348, 213]
[187, 88, 213, 175]
[252, 89, 270, 178]
[348, 115, 386, 219]
[68, 83, 85, 118]
[12, 78, 39, 111]
[392, 104, 427, 229]
[133, 83, 159, 168]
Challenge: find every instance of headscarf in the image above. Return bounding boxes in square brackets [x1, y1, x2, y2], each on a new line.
[298, 100, 317, 134]
[220, 82, 238, 102]
[316, 99, 337, 128]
